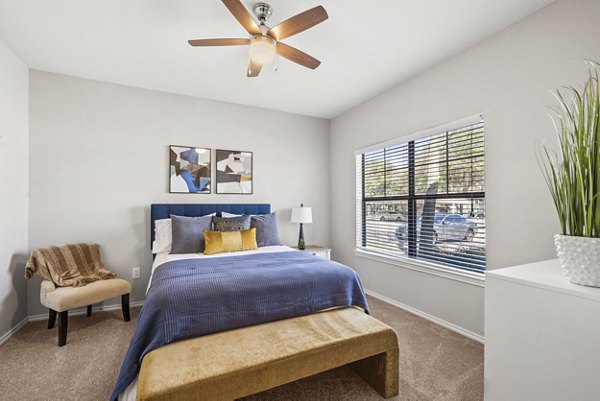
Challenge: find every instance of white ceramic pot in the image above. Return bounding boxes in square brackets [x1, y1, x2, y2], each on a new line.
[555, 234, 600, 287]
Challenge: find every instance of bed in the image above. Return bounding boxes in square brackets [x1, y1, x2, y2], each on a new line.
[112, 203, 369, 401]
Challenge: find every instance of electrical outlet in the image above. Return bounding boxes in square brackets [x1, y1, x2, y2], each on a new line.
[132, 267, 141, 279]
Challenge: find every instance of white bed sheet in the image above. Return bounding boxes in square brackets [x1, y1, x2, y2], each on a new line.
[119, 245, 296, 401]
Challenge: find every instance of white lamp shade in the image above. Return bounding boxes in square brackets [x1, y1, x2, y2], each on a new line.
[291, 207, 313, 224]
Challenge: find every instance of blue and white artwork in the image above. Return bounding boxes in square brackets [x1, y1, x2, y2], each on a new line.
[169, 145, 211, 193]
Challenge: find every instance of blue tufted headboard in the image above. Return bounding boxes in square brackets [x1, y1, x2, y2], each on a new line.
[150, 203, 271, 246]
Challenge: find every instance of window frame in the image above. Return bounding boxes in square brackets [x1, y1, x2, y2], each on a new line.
[355, 114, 486, 285]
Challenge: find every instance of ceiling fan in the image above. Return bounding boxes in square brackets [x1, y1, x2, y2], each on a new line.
[188, 0, 328, 77]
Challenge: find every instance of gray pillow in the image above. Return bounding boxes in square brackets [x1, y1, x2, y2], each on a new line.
[213, 215, 251, 232]
[170, 214, 213, 254]
[251, 212, 283, 247]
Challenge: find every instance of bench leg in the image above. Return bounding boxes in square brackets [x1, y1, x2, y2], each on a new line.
[48, 309, 57, 329]
[350, 348, 399, 399]
[58, 311, 68, 347]
[122, 294, 131, 322]
[87, 305, 92, 317]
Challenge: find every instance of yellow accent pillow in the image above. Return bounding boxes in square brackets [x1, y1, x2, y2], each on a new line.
[203, 228, 258, 255]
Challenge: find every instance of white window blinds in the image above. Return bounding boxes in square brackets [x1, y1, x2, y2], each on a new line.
[355, 116, 486, 273]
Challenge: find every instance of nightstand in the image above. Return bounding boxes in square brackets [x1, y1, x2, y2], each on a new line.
[294, 245, 331, 260]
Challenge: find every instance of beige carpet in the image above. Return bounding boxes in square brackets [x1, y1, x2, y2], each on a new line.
[0, 296, 483, 401]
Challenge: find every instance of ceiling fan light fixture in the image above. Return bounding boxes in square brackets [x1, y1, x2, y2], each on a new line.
[249, 35, 276, 65]
[187, 1, 327, 77]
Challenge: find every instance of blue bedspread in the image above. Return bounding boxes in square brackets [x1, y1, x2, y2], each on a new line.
[110, 251, 368, 400]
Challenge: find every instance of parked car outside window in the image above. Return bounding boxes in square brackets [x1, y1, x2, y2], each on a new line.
[395, 214, 477, 244]
[370, 211, 404, 221]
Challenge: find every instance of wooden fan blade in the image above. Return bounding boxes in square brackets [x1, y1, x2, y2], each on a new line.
[267, 6, 328, 41]
[276, 42, 321, 69]
[222, 0, 261, 35]
[188, 38, 250, 47]
[247, 59, 263, 77]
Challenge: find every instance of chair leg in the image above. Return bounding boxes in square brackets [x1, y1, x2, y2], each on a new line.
[58, 311, 68, 347]
[48, 309, 57, 329]
[122, 294, 131, 322]
[87, 305, 92, 317]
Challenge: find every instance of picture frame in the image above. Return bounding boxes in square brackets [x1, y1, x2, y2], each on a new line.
[169, 145, 211, 194]
[215, 149, 253, 194]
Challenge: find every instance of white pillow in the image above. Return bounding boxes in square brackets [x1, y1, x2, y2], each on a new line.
[221, 212, 242, 218]
[152, 213, 216, 254]
[152, 218, 173, 254]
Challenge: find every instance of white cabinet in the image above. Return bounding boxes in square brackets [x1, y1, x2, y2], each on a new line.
[485, 259, 600, 401]
[294, 245, 331, 260]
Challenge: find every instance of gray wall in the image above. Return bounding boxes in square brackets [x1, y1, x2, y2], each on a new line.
[0, 38, 29, 339]
[10, 0, 600, 337]
[28, 71, 330, 316]
[330, 0, 600, 337]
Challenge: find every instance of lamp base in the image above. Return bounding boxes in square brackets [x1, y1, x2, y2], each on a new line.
[298, 223, 305, 250]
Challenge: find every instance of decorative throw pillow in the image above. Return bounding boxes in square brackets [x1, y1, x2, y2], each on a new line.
[152, 213, 216, 254]
[212, 215, 251, 232]
[251, 212, 283, 247]
[203, 228, 258, 255]
[170, 214, 213, 254]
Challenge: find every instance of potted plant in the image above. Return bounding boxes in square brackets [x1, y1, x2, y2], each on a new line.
[539, 61, 600, 287]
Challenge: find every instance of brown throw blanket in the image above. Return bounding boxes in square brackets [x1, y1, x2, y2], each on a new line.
[25, 243, 116, 287]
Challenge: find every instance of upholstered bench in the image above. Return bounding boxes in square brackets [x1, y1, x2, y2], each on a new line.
[41, 278, 131, 346]
[137, 307, 399, 401]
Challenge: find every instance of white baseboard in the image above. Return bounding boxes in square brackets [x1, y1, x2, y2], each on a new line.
[5, 292, 485, 345]
[0, 317, 29, 347]
[365, 289, 484, 343]
[0, 301, 144, 344]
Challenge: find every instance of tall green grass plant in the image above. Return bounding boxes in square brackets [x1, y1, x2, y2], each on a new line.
[539, 61, 600, 238]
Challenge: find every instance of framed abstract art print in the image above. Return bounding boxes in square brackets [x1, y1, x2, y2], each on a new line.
[215, 149, 253, 194]
[169, 145, 211, 193]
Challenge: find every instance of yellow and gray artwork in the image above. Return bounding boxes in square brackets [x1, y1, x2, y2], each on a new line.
[169, 146, 211, 193]
[216, 149, 253, 194]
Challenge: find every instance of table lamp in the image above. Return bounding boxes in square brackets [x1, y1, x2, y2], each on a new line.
[291, 204, 313, 250]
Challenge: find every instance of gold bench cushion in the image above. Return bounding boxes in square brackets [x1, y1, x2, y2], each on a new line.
[138, 307, 398, 401]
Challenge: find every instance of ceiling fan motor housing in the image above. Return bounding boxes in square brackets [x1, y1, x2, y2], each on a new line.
[253, 3, 273, 24]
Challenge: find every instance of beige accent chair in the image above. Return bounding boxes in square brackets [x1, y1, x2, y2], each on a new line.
[41, 278, 132, 346]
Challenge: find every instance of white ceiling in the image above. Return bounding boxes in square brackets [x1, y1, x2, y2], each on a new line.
[0, 0, 555, 119]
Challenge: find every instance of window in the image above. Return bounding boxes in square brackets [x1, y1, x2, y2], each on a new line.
[355, 115, 485, 274]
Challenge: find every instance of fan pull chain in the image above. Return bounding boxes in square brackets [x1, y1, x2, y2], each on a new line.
[274, 55, 278, 72]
